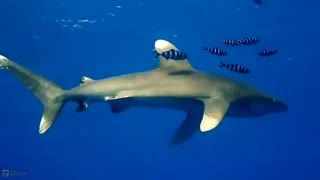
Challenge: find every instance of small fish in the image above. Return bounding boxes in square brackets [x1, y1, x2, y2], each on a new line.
[220, 39, 241, 46]
[240, 37, 260, 45]
[154, 49, 187, 61]
[202, 46, 228, 56]
[258, 48, 277, 57]
[219, 61, 250, 74]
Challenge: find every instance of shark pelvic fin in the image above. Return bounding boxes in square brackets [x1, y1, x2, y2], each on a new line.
[79, 76, 94, 86]
[200, 98, 230, 132]
[108, 99, 132, 113]
[106, 90, 133, 100]
[154, 39, 194, 73]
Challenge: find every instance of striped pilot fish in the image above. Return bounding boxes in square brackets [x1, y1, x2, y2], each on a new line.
[154, 49, 188, 61]
[219, 61, 251, 74]
[219, 39, 241, 46]
[239, 37, 260, 45]
[202, 46, 228, 56]
[258, 48, 277, 57]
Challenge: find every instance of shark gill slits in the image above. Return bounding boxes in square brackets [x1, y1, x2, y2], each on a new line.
[202, 46, 228, 56]
[219, 61, 250, 74]
[239, 37, 260, 45]
[156, 49, 188, 61]
[258, 48, 277, 57]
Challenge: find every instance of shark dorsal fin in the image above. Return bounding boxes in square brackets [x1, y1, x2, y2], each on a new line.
[154, 39, 194, 73]
[200, 98, 230, 132]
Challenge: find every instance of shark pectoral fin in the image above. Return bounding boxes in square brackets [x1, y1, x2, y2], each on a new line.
[200, 98, 230, 132]
[108, 99, 132, 113]
[79, 76, 94, 86]
[154, 39, 194, 73]
[171, 101, 205, 145]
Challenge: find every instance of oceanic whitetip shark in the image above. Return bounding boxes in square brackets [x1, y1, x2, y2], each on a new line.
[0, 39, 288, 144]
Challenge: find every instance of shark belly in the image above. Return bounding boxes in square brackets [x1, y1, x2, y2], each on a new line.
[110, 97, 203, 112]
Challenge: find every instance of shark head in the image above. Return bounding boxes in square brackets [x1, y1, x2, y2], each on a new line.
[251, 96, 288, 114]
[228, 96, 288, 117]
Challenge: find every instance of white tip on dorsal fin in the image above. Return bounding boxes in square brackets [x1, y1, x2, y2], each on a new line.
[200, 98, 230, 132]
[154, 39, 194, 72]
[79, 76, 94, 86]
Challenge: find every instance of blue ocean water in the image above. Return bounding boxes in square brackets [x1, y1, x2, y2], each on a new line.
[0, 0, 319, 179]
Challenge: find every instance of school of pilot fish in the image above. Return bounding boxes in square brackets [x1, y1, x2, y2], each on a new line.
[201, 36, 278, 75]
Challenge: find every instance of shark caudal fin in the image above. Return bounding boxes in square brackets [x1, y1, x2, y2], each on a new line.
[0, 55, 66, 134]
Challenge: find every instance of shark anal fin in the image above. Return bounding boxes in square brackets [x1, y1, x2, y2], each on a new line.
[76, 102, 89, 112]
[79, 76, 94, 86]
[171, 100, 204, 145]
[108, 99, 132, 113]
[75, 76, 95, 111]
[154, 39, 194, 73]
[200, 98, 230, 132]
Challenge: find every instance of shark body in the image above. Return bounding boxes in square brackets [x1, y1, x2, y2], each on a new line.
[0, 39, 287, 144]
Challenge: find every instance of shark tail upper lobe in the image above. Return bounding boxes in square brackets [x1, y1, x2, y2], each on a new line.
[0, 55, 67, 134]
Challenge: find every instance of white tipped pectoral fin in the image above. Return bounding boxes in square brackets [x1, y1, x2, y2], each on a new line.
[200, 114, 222, 132]
[200, 98, 230, 132]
